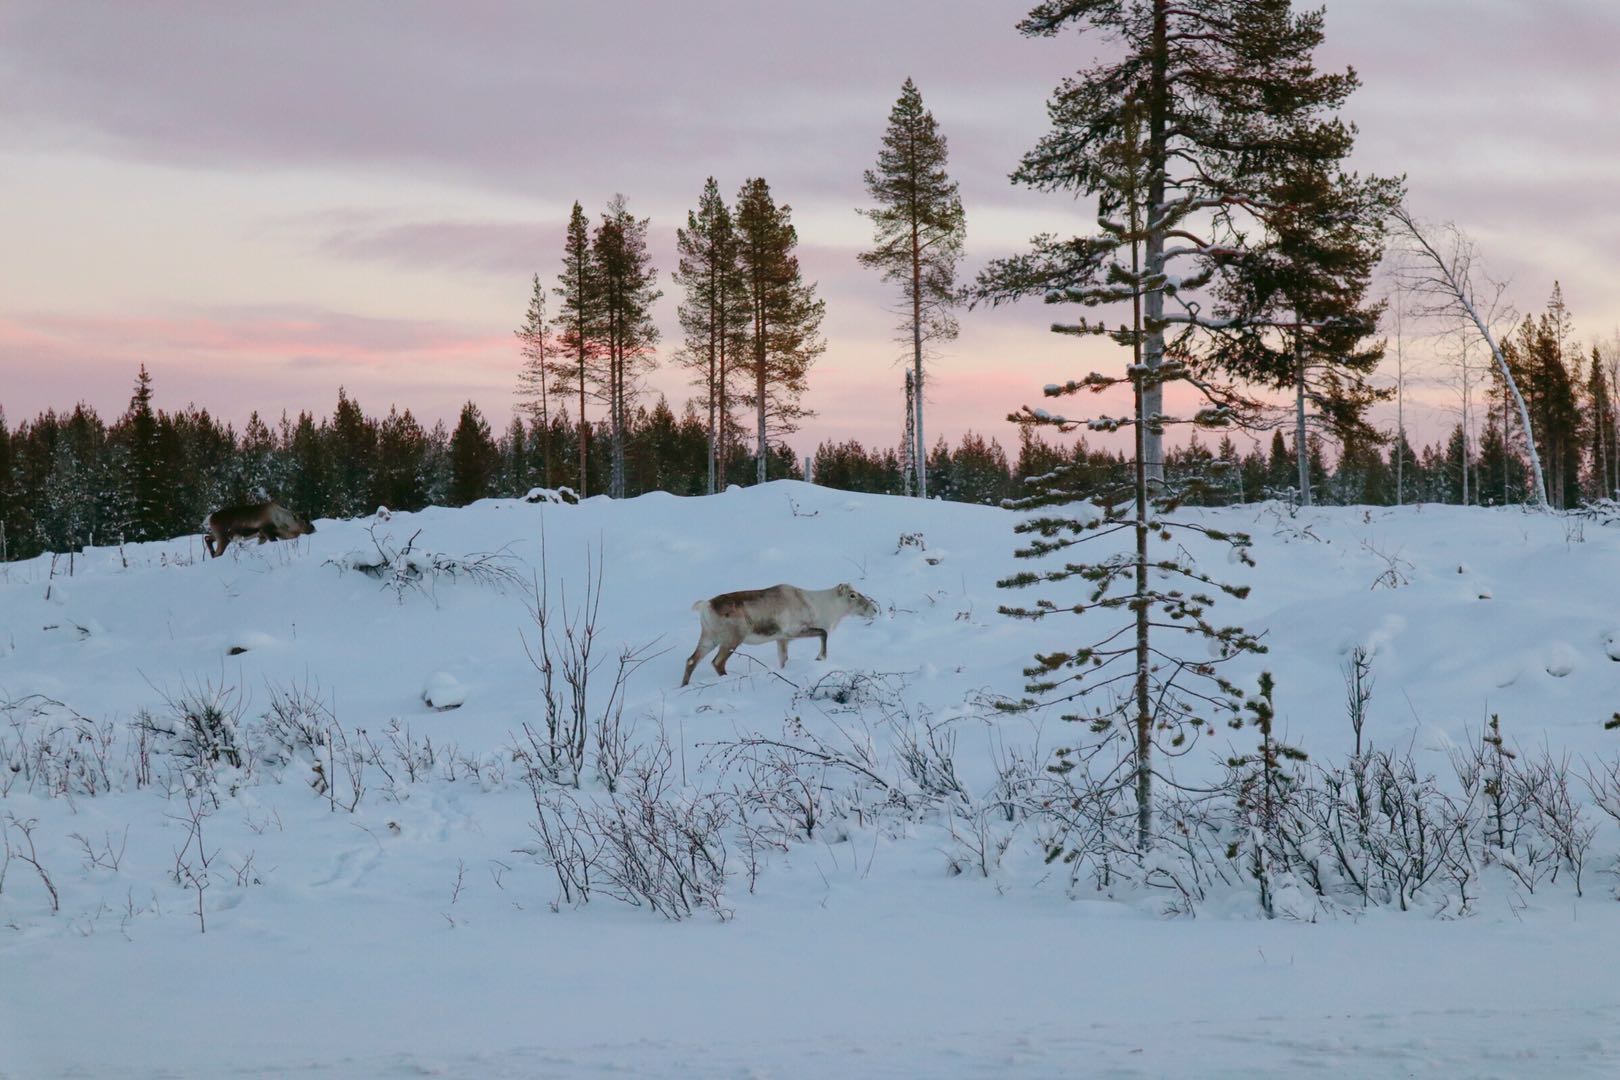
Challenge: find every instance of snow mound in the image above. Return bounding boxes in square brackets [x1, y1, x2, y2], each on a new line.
[226, 630, 279, 655]
[1603, 630, 1620, 662]
[1544, 642, 1579, 678]
[422, 671, 466, 710]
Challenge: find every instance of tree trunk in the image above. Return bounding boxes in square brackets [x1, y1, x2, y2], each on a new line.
[1130, 215, 1152, 854]
[707, 268, 719, 495]
[912, 201, 927, 499]
[577, 351, 588, 499]
[1399, 212, 1547, 510]
[755, 298, 768, 486]
[1395, 297, 1404, 506]
[1294, 327, 1311, 507]
[1140, 0, 1169, 485]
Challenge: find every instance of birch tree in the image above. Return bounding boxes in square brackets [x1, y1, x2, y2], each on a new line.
[858, 78, 965, 500]
[1393, 207, 1549, 510]
[514, 275, 562, 488]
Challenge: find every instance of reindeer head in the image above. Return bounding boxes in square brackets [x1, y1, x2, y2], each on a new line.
[835, 583, 879, 619]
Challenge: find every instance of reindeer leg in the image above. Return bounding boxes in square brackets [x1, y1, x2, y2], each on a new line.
[815, 629, 828, 660]
[777, 639, 790, 668]
[713, 642, 738, 677]
[681, 637, 714, 687]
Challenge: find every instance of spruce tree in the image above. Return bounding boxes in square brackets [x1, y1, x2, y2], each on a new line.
[593, 195, 661, 498]
[448, 402, 497, 506]
[735, 178, 826, 484]
[673, 178, 750, 494]
[552, 202, 604, 496]
[121, 365, 165, 540]
[286, 411, 327, 518]
[374, 407, 429, 511]
[327, 388, 375, 518]
[858, 78, 966, 500]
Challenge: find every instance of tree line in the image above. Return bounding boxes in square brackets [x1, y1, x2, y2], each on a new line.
[0, 367, 807, 562]
[7, 317, 1611, 564]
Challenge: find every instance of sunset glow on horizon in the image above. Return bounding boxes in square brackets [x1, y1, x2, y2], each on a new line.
[3, 1, 1616, 459]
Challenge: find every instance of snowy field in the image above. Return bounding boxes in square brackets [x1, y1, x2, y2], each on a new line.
[4, 481, 1620, 1078]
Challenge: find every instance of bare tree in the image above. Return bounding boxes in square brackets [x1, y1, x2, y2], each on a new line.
[1393, 207, 1548, 510]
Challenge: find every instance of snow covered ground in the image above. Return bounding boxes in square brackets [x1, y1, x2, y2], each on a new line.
[3, 481, 1620, 1078]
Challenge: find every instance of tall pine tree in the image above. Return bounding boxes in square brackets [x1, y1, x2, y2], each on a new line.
[858, 78, 966, 500]
[735, 178, 826, 484]
[673, 178, 750, 494]
[552, 202, 604, 496]
[593, 195, 661, 499]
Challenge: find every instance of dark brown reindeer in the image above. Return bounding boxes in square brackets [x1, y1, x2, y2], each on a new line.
[681, 583, 879, 686]
[203, 500, 316, 558]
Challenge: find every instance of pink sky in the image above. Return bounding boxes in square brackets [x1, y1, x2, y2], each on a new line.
[2, 1, 1616, 458]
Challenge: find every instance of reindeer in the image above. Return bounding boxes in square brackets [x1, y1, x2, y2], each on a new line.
[681, 583, 879, 686]
[203, 500, 316, 558]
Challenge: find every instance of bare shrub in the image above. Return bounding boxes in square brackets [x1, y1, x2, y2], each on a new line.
[167, 781, 216, 932]
[330, 524, 524, 605]
[520, 536, 661, 788]
[1, 693, 117, 799]
[139, 676, 246, 773]
[255, 678, 333, 769]
[2, 813, 60, 914]
[519, 726, 730, 920]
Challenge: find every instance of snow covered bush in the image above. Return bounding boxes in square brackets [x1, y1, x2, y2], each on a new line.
[137, 677, 247, 777]
[330, 524, 524, 604]
[1, 693, 119, 798]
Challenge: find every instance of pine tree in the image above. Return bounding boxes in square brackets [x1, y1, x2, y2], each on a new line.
[553, 202, 604, 497]
[859, 78, 966, 500]
[1584, 346, 1615, 501]
[593, 195, 661, 498]
[673, 178, 750, 494]
[1223, 157, 1400, 506]
[735, 178, 826, 485]
[515, 275, 562, 488]
[981, 0, 1366, 483]
[448, 402, 497, 506]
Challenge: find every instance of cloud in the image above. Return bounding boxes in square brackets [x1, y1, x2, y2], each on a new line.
[2, 0, 1615, 455]
[311, 214, 560, 278]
